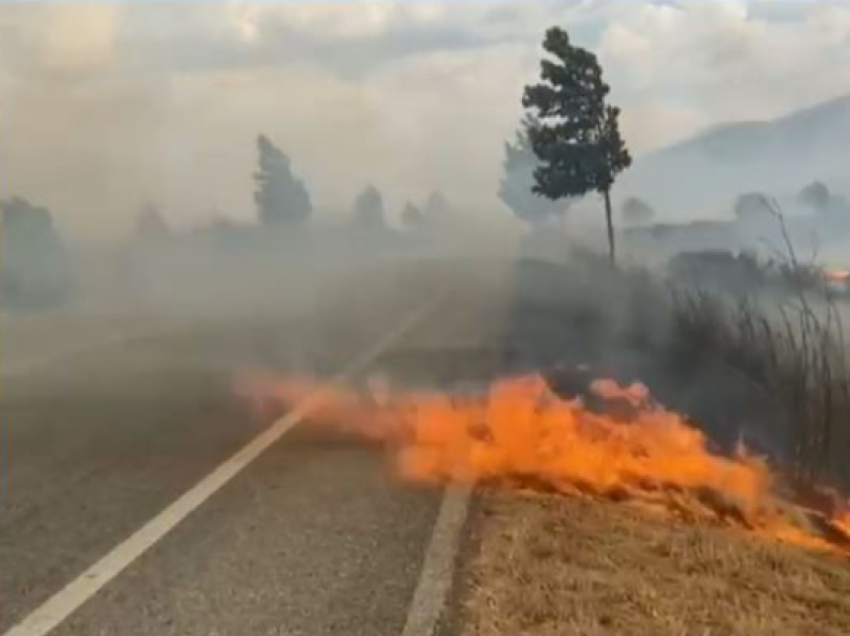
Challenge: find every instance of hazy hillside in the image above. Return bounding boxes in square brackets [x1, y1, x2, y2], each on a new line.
[620, 92, 850, 220]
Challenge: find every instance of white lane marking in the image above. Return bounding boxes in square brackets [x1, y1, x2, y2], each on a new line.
[401, 484, 473, 636]
[2, 306, 430, 636]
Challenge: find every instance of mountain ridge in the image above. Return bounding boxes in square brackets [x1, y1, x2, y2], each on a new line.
[621, 91, 850, 218]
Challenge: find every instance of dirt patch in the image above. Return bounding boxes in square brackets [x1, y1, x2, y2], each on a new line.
[458, 489, 850, 636]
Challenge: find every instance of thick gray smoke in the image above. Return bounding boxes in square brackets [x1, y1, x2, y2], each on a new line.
[3, 2, 849, 483]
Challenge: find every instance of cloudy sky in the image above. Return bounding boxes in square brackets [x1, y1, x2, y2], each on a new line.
[2, 1, 850, 240]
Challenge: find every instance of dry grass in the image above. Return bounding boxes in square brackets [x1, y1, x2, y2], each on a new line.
[459, 489, 850, 636]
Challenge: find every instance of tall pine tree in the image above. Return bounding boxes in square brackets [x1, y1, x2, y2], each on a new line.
[254, 135, 312, 227]
[523, 27, 631, 263]
[351, 185, 387, 233]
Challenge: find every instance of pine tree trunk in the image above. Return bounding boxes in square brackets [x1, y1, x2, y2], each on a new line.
[603, 189, 616, 266]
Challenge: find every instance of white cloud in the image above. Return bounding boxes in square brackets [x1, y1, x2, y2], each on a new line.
[598, 0, 850, 132]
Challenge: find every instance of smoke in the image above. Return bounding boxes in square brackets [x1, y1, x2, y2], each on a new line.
[3, 2, 850, 475]
[3, 2, 850, 240]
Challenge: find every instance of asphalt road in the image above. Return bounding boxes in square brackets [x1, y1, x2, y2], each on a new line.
[0, 260, 516, 636]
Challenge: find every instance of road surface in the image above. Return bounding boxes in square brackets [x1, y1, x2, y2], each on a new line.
[0, 261, 516, 636]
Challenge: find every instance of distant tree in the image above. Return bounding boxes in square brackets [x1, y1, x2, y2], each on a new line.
[135, 203, 170, 243]
[351, 185, 386, 232]
[796, 183, 850, 236]
[499, 115, 566, 226]
[621, 197, 655, 227]
[0, 197, 70, 309]
[797, 181, 831, 213]
[254, 134, 312, 227]
[401, 201, 424, 231]
[424, 190, 452, 219]
[733, 192, 773, 221]
[522, 26, 632, 264]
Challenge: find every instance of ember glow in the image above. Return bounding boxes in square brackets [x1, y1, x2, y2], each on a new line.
[236, 371, 850, 554]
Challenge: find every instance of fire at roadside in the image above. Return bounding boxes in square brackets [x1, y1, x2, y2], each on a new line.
[235, 368, 850, 556]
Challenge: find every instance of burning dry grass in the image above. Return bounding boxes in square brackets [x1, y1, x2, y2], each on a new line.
[459, 490, 850, 636]
[236, 371, 850, 554]
[238, 365, 850, 633]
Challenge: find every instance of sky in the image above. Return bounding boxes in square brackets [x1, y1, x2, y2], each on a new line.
[2, 1, 850, 240]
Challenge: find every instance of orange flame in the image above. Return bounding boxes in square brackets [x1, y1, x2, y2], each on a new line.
[825, 268, 850, 283]
[236, 371, 850, 555]
[834, 510, 850, 540]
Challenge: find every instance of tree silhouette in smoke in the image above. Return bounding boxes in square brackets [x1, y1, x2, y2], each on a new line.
[621, 197, 655, 227]
[0, 196, 71, 309]
[499, 114, 567, 226]
[733, 192, 773, 221]
[423, 190, 454, 229]
[797, 181, 831, 213]
[523, 27, 631, 263]
[254, 134, 312, 227]
[351, 185, 387, 233]
[135, 203, 170, 243]
[401, 201, 424, 231]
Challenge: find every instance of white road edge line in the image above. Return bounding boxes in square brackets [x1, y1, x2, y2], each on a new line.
[401, 484, 473, 636]
[2, 305, 431, 636]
